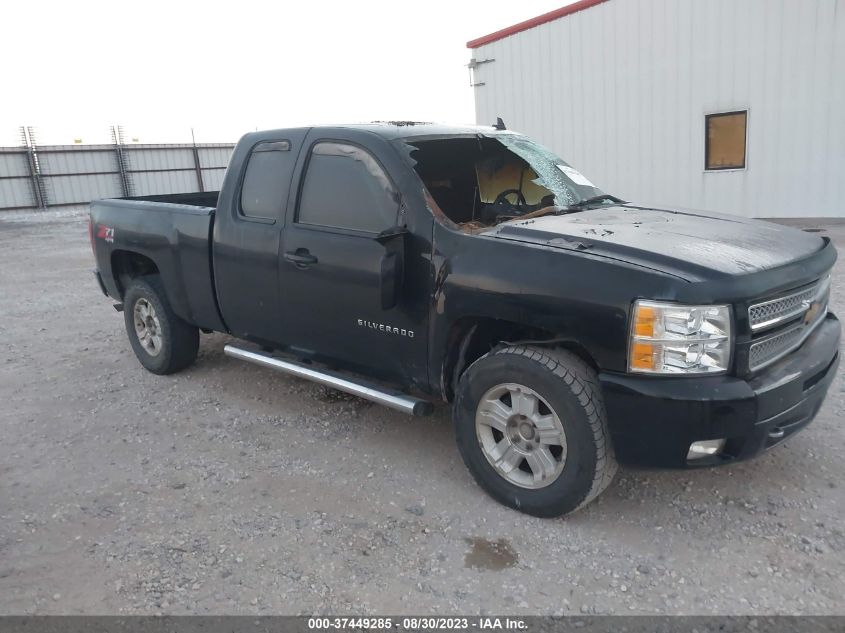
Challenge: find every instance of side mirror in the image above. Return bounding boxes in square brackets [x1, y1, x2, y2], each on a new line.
[375, 226, 408, 310]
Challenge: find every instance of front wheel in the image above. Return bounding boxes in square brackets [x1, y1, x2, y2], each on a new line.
[123, 276, 199, 375]
[453, 346, 617, 517]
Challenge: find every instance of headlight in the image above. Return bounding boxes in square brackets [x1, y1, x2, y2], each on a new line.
[629, 300, 732, 374]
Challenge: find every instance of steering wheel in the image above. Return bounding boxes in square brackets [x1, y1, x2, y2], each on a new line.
[493, 188, 527, 209]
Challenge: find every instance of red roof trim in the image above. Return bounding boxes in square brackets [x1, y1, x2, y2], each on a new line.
[466, 0, 610, 48]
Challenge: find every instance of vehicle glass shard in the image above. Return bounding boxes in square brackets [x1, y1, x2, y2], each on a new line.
[497, 135, 603, 207]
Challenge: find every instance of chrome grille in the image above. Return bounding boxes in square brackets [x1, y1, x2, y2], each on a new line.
[749, 323, 807, 370]
[748, 275, 830, 371]
[749, 280, 822, 331]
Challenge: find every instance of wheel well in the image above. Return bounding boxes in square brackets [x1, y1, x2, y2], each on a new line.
[441, 317, 598, 402]
[111, 250, 159, 297]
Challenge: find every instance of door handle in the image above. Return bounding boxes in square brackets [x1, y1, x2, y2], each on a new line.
[284, 249, 318, 268]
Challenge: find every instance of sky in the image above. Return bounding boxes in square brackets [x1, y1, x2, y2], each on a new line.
[1, 0, 570, 146]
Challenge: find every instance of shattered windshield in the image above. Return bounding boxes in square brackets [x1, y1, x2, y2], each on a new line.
[403, 134, 608, 232]
[496, 135, 604, 207]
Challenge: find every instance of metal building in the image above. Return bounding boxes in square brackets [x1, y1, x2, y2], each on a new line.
[467, 0, 845, 218]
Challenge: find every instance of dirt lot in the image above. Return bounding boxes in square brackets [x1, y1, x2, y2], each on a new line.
[1, 209, 843, 615]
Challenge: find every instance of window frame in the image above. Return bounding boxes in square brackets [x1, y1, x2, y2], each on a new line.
[704, 109, 749, 172]
[294, 139, 400, 237]
[237, 139, 293, 224]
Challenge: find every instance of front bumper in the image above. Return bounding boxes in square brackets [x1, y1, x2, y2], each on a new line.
[600, 313, 840, 468]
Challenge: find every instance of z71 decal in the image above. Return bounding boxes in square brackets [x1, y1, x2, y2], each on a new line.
[96, 225, 115, 243]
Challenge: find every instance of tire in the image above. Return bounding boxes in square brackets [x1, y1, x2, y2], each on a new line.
[453, 345, 617, 517]
[123, 275, 199, 375]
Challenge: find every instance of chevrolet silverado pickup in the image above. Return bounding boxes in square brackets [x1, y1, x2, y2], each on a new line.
[89, 123, 839, 517]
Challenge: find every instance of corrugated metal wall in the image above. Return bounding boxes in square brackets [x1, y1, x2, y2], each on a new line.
[197, 147, 232, 191]
[0, 142, 234, 211]
[470, 0, 845, 218]
[38, 146, 123, 205]
[0, 149, 36, 209]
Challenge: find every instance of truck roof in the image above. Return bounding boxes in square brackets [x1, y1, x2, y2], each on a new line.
[248, 122, 515, 142]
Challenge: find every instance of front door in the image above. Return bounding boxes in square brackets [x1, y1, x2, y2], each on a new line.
[277, 137, 426, 385]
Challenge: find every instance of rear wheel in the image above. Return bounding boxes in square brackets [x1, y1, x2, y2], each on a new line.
[123, 276, 199, 375]
[453, 345, 617, 517]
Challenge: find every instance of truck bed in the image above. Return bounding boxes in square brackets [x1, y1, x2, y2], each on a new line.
[90, 193, 226, 332]
[121, 191, 220, 208]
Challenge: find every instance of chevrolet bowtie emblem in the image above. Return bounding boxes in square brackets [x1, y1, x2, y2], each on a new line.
[803, 300, 821, 326]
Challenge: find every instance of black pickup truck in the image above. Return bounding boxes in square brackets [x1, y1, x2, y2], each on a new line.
[90, 123, 839, 517]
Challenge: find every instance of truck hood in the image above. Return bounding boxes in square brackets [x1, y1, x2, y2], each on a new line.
[489, 204, 827, 280]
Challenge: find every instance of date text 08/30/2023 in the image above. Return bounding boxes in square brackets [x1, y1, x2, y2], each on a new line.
[307, 617, 527, 631]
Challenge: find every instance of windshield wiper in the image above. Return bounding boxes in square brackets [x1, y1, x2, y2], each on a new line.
[564, 194, 627, 210]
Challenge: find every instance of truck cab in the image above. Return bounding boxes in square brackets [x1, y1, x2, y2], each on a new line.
[213, 127, 433, 388]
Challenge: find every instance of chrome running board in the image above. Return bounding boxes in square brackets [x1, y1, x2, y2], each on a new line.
[224, 345, 434, 417]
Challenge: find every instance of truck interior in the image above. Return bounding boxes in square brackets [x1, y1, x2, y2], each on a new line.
[406, 137, 562, 232]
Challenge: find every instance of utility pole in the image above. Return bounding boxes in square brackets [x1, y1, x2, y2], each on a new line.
[191, 127, 204, 192]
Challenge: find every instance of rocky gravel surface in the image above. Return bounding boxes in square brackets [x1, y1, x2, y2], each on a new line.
[0, 209, 843, 615]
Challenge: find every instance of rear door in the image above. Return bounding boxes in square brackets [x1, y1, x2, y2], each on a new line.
[213, 131, 307, 341]
[277, 133, 426, 384]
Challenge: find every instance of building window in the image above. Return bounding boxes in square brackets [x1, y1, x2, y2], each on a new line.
[705, 111, 747, 170]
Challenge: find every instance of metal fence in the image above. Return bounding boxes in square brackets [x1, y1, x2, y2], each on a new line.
[0, 127, 234, 211]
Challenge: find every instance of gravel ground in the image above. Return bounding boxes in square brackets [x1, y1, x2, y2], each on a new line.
[0, 209, 843, 615]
